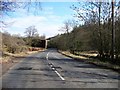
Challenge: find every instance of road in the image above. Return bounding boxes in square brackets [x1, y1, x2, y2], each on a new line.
[2, 49, 120, 88]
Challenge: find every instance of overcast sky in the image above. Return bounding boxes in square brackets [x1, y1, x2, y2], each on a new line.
[2, 2, 78, 38]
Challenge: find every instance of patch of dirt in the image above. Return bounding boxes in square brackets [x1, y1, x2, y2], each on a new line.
[1, 57, 23, 76]
[17, 67, 32, 70]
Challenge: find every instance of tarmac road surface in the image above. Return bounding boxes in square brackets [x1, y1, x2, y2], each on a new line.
[1, 49, 120, 88]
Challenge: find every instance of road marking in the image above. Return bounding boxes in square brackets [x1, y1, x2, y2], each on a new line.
[50, 65, 53, 67]
[46, 52, 65, 81]
[52, 67, 55, 70]
[54, 70, 65, 81]
[46, 52, 49, 60]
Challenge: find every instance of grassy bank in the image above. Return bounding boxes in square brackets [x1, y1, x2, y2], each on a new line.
[1, 48, 45, 63]
[59, 50, 120, 73]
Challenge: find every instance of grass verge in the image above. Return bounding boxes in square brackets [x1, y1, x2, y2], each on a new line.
[58, 50, 120, 73]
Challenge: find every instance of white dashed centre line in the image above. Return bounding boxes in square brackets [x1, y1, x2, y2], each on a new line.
[46, 52, 49, 60]
[46, 52, 65, 81]
[54, 70, 65, 81]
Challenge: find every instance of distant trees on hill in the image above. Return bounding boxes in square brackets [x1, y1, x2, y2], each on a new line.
[24, 25, 45, 47]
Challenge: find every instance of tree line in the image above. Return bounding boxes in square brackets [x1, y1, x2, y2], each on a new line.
[48, 1, 120, 63]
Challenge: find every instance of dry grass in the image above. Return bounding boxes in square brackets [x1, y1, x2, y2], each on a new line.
[1, 49, 45, 63]
[59, 50, 120, 73]
[60, 51, 88, 59]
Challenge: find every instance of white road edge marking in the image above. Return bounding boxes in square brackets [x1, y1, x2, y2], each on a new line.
[46, 52, 65, 81]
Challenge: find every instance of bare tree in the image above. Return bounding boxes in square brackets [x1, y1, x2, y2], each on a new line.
[0, 0, 41, 28]
[59, 20, 73, 34]
[40, 34, 46, 40]
[24, 25, 39, 38]
[0, 0, 41, 14]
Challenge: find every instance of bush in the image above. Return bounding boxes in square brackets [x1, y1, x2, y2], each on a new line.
[2, 32, 28, 54]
